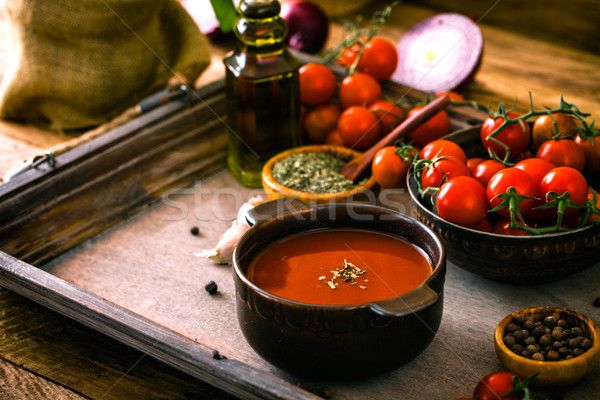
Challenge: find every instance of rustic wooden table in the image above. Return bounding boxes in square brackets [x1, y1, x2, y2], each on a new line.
[0, 1, 599, 399]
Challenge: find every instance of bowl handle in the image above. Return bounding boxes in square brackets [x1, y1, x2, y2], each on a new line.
[369, 284, 440, 317]
[245, 198, 307, 227]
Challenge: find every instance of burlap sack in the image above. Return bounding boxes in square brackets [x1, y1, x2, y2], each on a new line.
[0, 0, 211, 133]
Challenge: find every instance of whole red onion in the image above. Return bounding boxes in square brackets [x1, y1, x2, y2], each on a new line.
[280, 0, 329, 54]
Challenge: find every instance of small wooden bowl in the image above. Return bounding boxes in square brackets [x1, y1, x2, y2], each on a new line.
[261, 145, 377, 205]
[494, 307, 600, 388]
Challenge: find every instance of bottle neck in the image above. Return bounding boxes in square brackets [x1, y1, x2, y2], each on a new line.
[234, 0, 288, 49]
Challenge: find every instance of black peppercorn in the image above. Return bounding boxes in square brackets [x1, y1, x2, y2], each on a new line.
[190, 226, 200, 236]
[543, 315, 557, 328]
[205, 280, 218, 295]
[504, 335, 516, 348]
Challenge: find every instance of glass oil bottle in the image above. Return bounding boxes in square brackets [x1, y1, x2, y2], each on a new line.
[223, 0, 302, 188]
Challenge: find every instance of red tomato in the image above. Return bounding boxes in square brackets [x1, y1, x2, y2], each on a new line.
[371, 146, 415, 188]
[407, 107, 451, 147]
[514, 158, 556, 186]
[437, 91, 465, 102]
[487, 167, 538, 218]
[480, 112, 531, 160]
[436, 176, 489, 227]
[540, 166, 589, 216]
[587, 187, 600, 224]
[536, 139, 585, 171]
[324, 130, 344, 146]
[472, 371, 521, 400]
[493, 219, 532, 236]
[336, 105, 382, 150]
[421, 157, 470, 190]
[471, 217, 492, 233]
[419, 139, 467, 164]
[338, 73, 382, 109]
[369, 99, 405, 132]
[299, 63, 338, 106]
[303, 103, 341, 144]
[574, 131, 600, 172]
[473, 159, 506, 187]
[467, 157, 486, 175]
[532, 112, 577, 147]
[514, 157, 557, 222]
[355, 37, 399, 81]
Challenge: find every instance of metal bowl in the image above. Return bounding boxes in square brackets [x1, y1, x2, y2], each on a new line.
[494, 307, 600, 387]
[407, 126, 600, 283]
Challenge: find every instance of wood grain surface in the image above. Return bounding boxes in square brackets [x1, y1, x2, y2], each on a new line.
[0, 0, 599, 399]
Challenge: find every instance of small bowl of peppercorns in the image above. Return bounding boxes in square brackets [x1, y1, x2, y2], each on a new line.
[494, 306, 600, 388]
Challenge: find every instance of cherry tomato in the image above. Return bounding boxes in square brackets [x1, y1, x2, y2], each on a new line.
[371, 146, 415, 188]
[368, 99, 405, 132]
[421, 157, 470, 190]
[436, 176, 489, 227]
[587, 187, 600, 224]
[336, 41, 362, 68]
[532, 112, 577, 147]
[536, 139, 585, 171]
[336, 105, 382, 150]
[419, 139, 467, 164]
[574, 131, 600, 172]
[473, 159, 506, 187]
[467, 157, 485, 175]
[514, 157, 557, 222]
[480, 112, 530, 160]
[437, 91, 465, 102]
[471, 217, 492, 233]
[514, 158, 556, 187]
[299, 63, 338, 106]
[540, 166, 588, 216]
[472, 371, 521, 400]
[324, 130, 344, 146]
[338, 73, 382, 109]
[303, 103, 341, 144]
[407, 106, 451, 147]
[493, 219, 532, 236]
[487, 167, 538, 218]
[355, 37, 399, 81]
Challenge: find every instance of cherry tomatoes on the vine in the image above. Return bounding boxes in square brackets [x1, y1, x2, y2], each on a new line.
[369, 99, 405, 132]
[532, 112, 577, 147]
[371, 146, 415, 188]
[472, 371, 521, 400]
[338, 73, 382, 109]
[407, 107, 451, 147]
[436, 176, 489, 227]
[419, 139, 467, 164]
[355, 37, 399, 81]
[480, 112, 530, 160]
[421, 157, 470, 190]
[336, 105, 382, 150]
[466, 157, 485, 176]
[540, 166, 588, 216]
[536, 139, 585, 171]
[299, 63, 338, 106]
[514, 157, 557, 222]
[487, 167, 538, 218]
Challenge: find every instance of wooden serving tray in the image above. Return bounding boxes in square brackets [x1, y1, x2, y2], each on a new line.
[1, 78, 599, 399]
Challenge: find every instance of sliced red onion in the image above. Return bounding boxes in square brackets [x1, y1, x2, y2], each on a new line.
[392, 13, 483, 93]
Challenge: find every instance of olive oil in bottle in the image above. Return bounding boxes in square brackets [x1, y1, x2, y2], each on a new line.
[223, 0, 302, 188]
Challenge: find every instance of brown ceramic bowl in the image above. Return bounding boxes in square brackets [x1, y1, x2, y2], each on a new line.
[494, 307, 600, 388]
[232, 199, 446, 378]
[407, 125, 600, 283]
[261, 144, 377, 205]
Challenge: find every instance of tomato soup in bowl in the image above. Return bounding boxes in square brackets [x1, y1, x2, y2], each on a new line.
[247, 228, 433, 306]
[233, 200, 446, 378]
